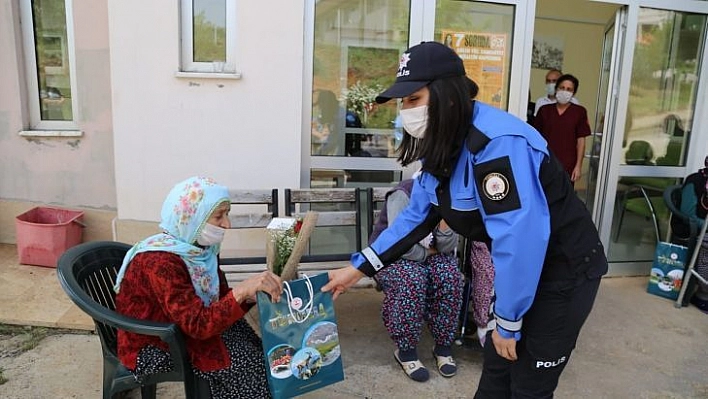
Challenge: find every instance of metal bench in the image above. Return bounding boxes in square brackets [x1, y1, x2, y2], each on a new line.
[221, 187, 375, 288]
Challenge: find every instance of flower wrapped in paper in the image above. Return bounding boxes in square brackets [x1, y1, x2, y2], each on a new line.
[266, 211, 319, 281]
[245, 211, 319, 335]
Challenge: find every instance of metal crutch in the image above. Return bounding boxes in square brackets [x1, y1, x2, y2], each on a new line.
[675, 216, 708, 308]
[455, 238, 473, 346]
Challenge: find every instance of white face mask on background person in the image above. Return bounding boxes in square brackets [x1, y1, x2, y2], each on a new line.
[399, 105, 428, 139]
[555, 90, 573, 105]
[546, 83, 556, 96]
[197, 223, 226, 246]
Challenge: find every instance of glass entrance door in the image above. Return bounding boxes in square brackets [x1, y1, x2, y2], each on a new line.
[595, 6, 707, 275]
[585, 14, 623, 218]
[590, 8, 628, 247]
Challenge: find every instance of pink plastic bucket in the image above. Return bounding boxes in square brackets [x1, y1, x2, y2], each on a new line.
[15, 207, 85, 267]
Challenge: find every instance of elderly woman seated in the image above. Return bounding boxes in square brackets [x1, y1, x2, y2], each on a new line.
[114, 176, 283, 398]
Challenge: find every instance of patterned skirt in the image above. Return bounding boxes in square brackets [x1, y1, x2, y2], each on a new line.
[132, 319, 272, 399]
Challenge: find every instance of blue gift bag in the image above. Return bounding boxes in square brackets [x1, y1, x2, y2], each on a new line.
[257, 273, 344, 399]
[647, 242, 688, 300]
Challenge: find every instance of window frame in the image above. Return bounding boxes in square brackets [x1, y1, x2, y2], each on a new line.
[19, 0, 79, 131]
[180, 0, 239, 74]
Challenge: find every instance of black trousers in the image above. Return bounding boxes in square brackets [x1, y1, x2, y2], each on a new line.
[474, 252, 605, 399]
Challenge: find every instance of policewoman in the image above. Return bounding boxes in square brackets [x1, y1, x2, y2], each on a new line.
[322, 41, 608, 398]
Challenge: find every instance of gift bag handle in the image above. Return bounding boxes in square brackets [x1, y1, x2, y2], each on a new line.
[283, 274, 314, 324]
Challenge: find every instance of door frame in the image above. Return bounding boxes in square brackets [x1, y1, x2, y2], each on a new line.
[593, 7, 629, 253]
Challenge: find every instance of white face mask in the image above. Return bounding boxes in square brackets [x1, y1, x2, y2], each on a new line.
[555, 90, 573, 105]
[545, 83, 556, 96]
[197, 223, 226, 246]
[399, 105, 428, 139]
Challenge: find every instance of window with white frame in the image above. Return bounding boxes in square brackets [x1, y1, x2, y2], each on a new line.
[20, 0, 78, 130]
[180, 0, 238, 74]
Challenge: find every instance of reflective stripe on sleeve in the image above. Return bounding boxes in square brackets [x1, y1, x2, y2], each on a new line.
[362, 247, 385, 272]
[494, 313, 522, 332]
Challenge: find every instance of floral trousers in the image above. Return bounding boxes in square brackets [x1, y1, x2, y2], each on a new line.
[375, 253, 463, 351]
[467, 241, 495, 329]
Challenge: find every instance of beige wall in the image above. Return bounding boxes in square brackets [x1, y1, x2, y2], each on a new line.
[109, 0, 306, 223]
[0, 0, 117, 244]
[531, 0, 620, 123]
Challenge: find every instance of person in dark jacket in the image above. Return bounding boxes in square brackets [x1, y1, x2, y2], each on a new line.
[323, 41, 607, 398]
[675, 156, 708, 311]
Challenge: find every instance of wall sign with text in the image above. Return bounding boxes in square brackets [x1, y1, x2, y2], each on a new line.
[442, 31, 507, 108]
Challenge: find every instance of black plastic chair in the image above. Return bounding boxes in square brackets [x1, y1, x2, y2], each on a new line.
[614, 183, 668, 243]
[625, 140, 654, 165]
[57, 241, 210, 399]
[663, 184, 705, 307]
[664, 184, 701, 253]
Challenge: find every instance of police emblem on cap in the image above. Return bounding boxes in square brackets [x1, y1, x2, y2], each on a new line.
[482, 172, 509, 200]
[397, 52, 411, 77]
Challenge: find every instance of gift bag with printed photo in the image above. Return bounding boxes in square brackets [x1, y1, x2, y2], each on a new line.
[647, 242, 688, 300]
[256, 273, 344, 399]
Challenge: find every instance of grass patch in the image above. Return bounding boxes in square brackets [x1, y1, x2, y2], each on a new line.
[0, 324, 91, 352]
[0, 323, 89, 337]
[21, 327, 50, 352]
[0, 324, 32, 335]
[0, 324, 51, 352]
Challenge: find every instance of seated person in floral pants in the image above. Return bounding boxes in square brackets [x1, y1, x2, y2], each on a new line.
[370, 178, 463, 382]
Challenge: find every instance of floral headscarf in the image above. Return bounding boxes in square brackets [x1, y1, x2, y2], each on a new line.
[114, 176, 230, 306]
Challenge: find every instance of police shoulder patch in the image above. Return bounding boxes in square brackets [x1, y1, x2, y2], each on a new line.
[473, 156, 521, 215]
[482, 172, 509, 201]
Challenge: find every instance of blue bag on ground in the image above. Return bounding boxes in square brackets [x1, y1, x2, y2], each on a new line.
[647, 242, 688, 300]
[257, 273, 344, 398]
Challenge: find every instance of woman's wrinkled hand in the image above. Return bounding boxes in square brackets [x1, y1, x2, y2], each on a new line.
[321, 265, 365, 300]
[232, 271, 283, 303]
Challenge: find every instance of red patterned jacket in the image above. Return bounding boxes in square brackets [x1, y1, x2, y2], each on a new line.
[116, 251, 252, 372]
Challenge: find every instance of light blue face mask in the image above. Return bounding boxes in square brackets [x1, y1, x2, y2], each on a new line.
[546, 83, 556, 96]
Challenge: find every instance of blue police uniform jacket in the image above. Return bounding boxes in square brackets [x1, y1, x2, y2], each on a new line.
[352, 101, 605, 339]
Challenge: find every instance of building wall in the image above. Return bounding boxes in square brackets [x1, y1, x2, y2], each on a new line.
[0, 0, 116, 243]
[109, 0, 305, 223]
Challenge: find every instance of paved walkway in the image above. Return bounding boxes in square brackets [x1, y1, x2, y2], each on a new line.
[1, 243, 708, 398]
